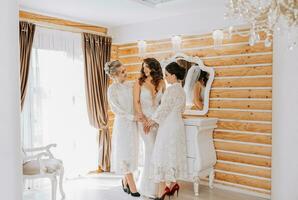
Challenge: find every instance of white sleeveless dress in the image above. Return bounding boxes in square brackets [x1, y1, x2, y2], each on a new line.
[108, 82, 139, 174]
[151, 83, 188, 183]
[138, 86, 163, 198]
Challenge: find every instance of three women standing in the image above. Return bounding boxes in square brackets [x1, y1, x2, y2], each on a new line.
[106, 58, 187, 199]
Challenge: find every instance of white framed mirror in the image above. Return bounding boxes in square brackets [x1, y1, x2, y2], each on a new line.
[160, 53, 215, 115]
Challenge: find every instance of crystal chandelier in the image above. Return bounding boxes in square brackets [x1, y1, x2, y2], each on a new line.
[225, 0, 298, 49]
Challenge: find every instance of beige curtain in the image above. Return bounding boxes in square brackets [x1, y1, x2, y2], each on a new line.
[82, 33, 112, 172]
[20, 21, 35, 110]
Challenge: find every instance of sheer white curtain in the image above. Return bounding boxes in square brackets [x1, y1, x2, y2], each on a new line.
[21, 27, 98, 179]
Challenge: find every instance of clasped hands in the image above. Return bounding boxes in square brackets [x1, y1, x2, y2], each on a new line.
[135, 113, 156, 134]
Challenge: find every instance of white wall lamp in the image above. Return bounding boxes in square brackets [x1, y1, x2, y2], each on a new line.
[137, 40, 147, 58]
[171, 35, 182, 53]
[212, 29, 224, 49]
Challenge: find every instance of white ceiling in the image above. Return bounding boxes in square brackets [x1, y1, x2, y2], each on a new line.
[19, 0, 225, 28]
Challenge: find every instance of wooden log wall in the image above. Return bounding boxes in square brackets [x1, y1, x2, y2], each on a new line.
[110, 30, 272, 196]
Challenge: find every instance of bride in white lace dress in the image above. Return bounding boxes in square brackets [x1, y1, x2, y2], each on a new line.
[147, 62, 188, 200]
[105, 60, 140, 197]
[133, 58, 165, 198]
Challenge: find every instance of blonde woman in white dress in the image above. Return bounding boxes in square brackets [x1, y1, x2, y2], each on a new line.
[105, 60, 140, 197]
[133, 58, 165, 198]
[146, 62, 188, 200]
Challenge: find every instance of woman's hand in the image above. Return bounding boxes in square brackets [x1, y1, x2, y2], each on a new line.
[136, 113, 146, 122]
[143, 119, 156, 134]
[143, 121, 151, 134]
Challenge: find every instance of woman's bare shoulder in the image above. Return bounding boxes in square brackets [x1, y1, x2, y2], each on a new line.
[133, 80, 141, 91]
[194, 81, 202, 88]
[159, 79, 166, 90]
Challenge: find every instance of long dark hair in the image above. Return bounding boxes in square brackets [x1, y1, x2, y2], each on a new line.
[198, 70, 209, 87]
[177, 59, 196, 86]
[165, 62, 186, 81]
[138, 58, 163, 92]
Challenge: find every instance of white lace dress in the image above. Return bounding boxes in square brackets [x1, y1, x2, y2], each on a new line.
[151, 83, 188, 183]
[108, 82, 139, 174]
[138, 86, 163, 198]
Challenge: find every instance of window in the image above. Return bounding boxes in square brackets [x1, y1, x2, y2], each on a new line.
[22, 28, 98, 180]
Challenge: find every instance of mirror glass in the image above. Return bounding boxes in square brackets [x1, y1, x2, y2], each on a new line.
[160, 53, 215, 115]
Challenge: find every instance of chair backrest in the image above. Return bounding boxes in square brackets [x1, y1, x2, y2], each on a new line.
[21, 148, 26, 164]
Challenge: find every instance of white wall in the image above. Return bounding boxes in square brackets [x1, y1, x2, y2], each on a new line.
[110, 9, 242, 44]
[0, 0, 22, 200]
[272, 20, 298, 200]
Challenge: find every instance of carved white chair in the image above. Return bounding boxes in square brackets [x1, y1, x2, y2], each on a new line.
[22, 144, 65, 200]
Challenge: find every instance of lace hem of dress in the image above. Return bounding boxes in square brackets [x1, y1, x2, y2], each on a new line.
[112, 160, 137, 175]
[152, 165, 188, 183]
[120, 161, 131, 174]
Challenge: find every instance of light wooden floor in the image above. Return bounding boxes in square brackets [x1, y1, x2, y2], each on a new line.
[23, 175, 267, 200]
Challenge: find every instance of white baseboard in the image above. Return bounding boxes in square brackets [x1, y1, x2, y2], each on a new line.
[200, 179, 271, 199]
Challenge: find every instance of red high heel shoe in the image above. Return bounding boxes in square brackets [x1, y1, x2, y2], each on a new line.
[154, 186, 171, 200]
[170, 183, 180, 197]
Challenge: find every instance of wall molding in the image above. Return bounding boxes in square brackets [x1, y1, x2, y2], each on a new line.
[19, 10, 107, 35]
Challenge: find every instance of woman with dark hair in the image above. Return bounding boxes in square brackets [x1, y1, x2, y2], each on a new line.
[133, 58, 166, 198]
[146, 62, 188, 200]
[176, 59, 193, 86]
[193, 70, 209, 110]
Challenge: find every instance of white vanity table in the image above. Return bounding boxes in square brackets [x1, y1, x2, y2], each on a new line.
[184, 117, 218, 196]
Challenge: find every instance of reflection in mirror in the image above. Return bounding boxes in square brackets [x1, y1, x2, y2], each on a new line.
[179, 60, 210, 110]
[161, 53, 214, 115]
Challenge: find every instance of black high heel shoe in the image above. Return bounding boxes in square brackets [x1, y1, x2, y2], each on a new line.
[126, 183, 141, 197]
[121, 179, 129, 194]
